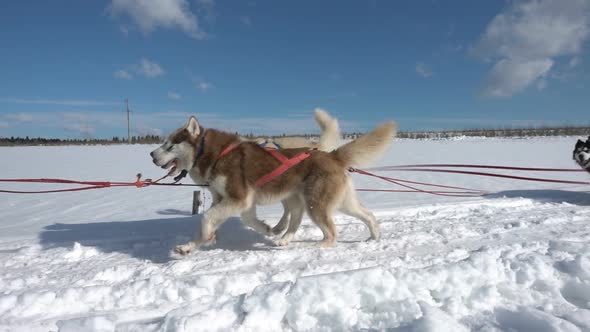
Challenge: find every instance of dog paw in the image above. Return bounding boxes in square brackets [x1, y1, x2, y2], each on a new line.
[368, 234, 380, 241]
[274, 238, 291, 247]
[319, 240, 335, 248]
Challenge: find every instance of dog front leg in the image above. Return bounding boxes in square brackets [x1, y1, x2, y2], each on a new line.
[210, 190, 222, 206]
[175, 200, 244, 255]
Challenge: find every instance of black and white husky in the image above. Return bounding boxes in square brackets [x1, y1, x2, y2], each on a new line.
[573, 136, 590, 173]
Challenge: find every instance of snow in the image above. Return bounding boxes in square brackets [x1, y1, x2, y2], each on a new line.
[0, 136, 589, 331]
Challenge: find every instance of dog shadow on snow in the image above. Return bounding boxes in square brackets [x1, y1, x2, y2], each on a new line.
[38, 212, 276, 264]
[486, 189, 590, 206]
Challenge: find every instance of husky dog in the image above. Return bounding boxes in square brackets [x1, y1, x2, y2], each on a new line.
[151, 114, 396, 255]
[573, 136, 590, 173]
[151, 109, 341, 240]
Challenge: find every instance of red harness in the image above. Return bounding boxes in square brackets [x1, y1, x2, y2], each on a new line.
[217, 143, 312, 187]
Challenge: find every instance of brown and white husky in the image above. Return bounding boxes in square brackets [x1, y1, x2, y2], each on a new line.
[151, 112, 396, 255]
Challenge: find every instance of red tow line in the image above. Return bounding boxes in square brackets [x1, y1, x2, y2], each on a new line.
[350, 163, 590, 197]
[1, 163, 587, 196]
[0, 172, 204, 194]
[350, 168, 486, 197]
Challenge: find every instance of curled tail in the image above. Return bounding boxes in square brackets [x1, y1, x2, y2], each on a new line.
[314, 108, 341, 152]
[332, 122, 396, 167]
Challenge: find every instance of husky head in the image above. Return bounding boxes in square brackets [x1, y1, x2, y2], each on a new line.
[150, 116, 202, 177]
[573, 136, 590, 171]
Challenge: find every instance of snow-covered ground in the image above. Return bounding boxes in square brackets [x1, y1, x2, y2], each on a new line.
[1, 137, 590, 332]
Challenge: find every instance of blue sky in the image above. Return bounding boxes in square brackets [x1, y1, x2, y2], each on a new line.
[0, 0, 589, 138]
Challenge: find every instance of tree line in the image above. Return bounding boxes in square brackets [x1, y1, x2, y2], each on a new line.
[0, 135, 161, 146]
[395, 126, 590, 140]
[1, 126, 589, 146]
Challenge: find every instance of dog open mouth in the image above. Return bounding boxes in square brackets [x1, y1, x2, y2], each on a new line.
[162, 158, 178, 174]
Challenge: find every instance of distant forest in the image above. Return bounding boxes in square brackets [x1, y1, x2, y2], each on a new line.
[0, 135, 161, 146]
[1, 126, 589, 146]
[396, 126, 590, 140]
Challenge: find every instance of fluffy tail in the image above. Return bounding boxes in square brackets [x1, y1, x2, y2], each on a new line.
[315, 108, 341, 152]
[332, 122, 397, 167]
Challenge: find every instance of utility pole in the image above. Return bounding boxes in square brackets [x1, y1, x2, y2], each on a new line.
[125, 98, 130, 143]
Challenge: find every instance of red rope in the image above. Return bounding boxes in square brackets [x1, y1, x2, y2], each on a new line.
[0, 173, 205, 194]
[349, 163, 589, 196]
[372, 168, 590, 185]
[2, 163, 587, 195]
[350, 168, 486, 197]
[370, 164, 587, 172]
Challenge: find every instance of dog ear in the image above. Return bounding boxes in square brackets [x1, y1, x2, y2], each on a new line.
[185, 116, 201, 137]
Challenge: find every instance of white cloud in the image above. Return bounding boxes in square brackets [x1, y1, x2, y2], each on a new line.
[167, 92, 181, 100]
[113, 69, 133, 80]
[482, 58, 553, 97]
[472, 0, 590, 97]
[415, 62, 433, 78]
[0, 109, 363, 137]
[113, 58, 165, 80]
[197, 81, 212, 92]
[148, 109, 361, 135]
[61, 112, 89, 121]
[0, 121, 9, 128]
[137, 58, 165, 78]
[63, 123, 96, 136]
[5, 113, 33, 122]
[134, 125, 163, 136]
[110, 0, 206, 39]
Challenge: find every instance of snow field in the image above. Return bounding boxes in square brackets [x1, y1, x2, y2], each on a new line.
[0, 137, 589, 331]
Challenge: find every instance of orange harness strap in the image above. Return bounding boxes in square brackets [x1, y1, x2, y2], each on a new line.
[217, 143, 239, 160]
[255, 150, 311, 187]
[215, 143, 311, 187]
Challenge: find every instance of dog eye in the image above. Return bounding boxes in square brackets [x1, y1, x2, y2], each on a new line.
[166, 145, 174, 152]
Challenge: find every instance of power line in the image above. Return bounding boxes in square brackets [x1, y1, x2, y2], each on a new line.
[125, 98, 130, 143]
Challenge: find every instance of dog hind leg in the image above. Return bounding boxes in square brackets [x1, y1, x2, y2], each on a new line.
[275, 196, 304, 246]
[241, 205, 273, 236]
[308, 207, 337, 248]
[271, 200, 291, 236]
[338, 183, 380, 241]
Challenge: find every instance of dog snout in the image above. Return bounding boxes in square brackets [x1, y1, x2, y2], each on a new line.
[150, 151, 155, 158]
[578, 152, 590, 166]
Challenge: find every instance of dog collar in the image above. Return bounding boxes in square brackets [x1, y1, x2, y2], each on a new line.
[195, 135, 206, 162]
